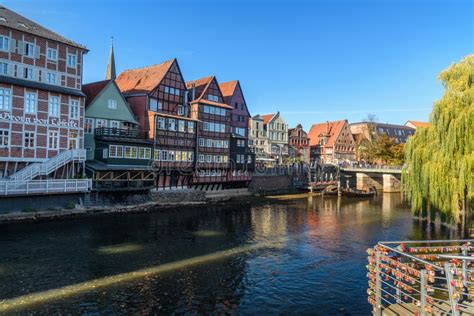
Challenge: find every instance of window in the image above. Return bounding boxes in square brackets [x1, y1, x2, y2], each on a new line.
[69, 100, 80, 119]
[108, 99, 117, 109]
[178, 120, 185, 132]
[139, 147, 151, 159]
[0, 129, 9, 147]
[168, 150, 175, 161]
[248, 155, 252, 163]
[24, 92, 37, 114]
[48, 96, 60, 117]
[199, 138, 205, 147]
[109, 145, 124, 158]
[85, 118, 94, 134]
[125, 146, 138, 159]
[24, 131, 35, 148]
[0, 36, 9, 51]
[206, 139, 212, 147]
[0, 62, 8, 75]
[110, 120, 120, 129]
[24, 42, 35, 57]
[206, 155, 212, 163]
[47, 48, 57, 61]
[168, 119, 176, 131]
[223, 140, 229, 148]
[162, 150, 168, 161]
[207, 94, 219, 102]
[158, 117, 166, 129]
[177, 105, 185, 116]
[198, 154, 205, 163]
[0, 88, 11, 111]
[68, 130, 79, 149]
[188, 122, 194, 133]
[175, 151, 182, 162]
[48, 130, 59, 149]
[67, 54, 77, 67]
[46, 72, 57, 84]
[23, 67, 33, 80]
[150, 99, 158, 111]
[96, 119, 107, 128]
[188, 152, 194, 162]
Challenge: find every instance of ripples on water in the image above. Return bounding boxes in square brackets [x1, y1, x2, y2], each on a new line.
[0, 194, 458, 315]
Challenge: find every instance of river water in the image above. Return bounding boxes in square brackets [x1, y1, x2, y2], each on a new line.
[0, 194, 459, 315]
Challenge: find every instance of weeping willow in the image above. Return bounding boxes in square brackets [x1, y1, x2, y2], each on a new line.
[402, 55, 474, 223]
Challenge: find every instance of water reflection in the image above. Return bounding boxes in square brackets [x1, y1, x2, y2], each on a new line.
[0, 194, 458, 314]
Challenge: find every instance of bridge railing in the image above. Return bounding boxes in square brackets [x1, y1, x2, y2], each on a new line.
[367, 240, 474, 315]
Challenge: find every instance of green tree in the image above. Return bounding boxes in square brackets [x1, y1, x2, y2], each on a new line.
[402, 55, 474, 224]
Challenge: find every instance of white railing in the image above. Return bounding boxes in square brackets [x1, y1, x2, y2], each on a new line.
[0, 179, 91, 196]
[367, 240, 474, 315]
[341, 165, 402, 173]
[9, 149, 86, 181]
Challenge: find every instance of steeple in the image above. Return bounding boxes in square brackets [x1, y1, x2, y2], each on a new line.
[105, 36, 116, 80]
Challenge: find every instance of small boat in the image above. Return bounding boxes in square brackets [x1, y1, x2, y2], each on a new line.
[322, 185, 339, 196]
[340, 187, 377, 198]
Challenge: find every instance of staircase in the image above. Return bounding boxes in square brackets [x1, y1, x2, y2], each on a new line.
[9, 149, 86, 181]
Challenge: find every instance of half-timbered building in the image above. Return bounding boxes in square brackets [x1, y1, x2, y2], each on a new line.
[288, 124, 310, 164]
[0, 5, 90, 196]
[115, 58, 197, 189]
[187, 76, 232, 189]
[220, 80, 254, 187]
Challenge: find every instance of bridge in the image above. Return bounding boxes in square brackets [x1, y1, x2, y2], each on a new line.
[340, 166, 403, 193]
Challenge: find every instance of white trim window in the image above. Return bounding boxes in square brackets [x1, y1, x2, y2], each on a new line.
[46, 72, 57, 85]
[22, 67, 34, 80]
[161, 150, 168, 161]
[48, 96, 60, 117]
[157, 117, 166, 129]
[69, 100, 80, 119]
[24, 42, 35, 57]
[198, 138, 205, 147]
[24, 92, 37, 114]
[24, 131, 35, 148]
[178, 120, 185, 132]
[177, 105, 185, 116]
[96, 119, 107, 129]
[138, 147, 151, 159]
[188, 152, 194, 162]
[188, 121, 195, 133]
[48, 130, 59, 149]
[154, 149, 160, 161]
[109, 145, 124, 158]
[0, 88, 11, 111]
[47, 48, 58, 61]
[0, 61, 9, 75]
[0, 129, 9, 147]
[110, 120, 120, 129]
[206, 155, 212, 163]
[67, 53, 77, 67]
[168, 119, 176, 131]
[207, 94, 219, 102]
[84, 118, 94, 134]
[0, 36, 9, 51]
[198, 154, 205, 163]
[108, 99, 117, 110]
[124, 146, 138, 159]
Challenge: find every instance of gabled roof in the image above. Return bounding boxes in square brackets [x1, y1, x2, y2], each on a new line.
[115, 58, 175, 94]
[405, 120, 430, 128]
[308, 120, 347, 147]
[82, 80, 110, 107]
[0, 5, 87, 50]
[186, 76, 233, 109]
[261, 113, 277, 124]
[82, 79, 137, 124]
[219, 80, 238, 97]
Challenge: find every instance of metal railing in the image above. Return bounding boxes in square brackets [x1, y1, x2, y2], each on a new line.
[94, 127, 147, 140]
[9, 149, 86, 181]
[367, 240, 474, 315]
[342, 165, 402, 173]
[0, 179, 91, 196]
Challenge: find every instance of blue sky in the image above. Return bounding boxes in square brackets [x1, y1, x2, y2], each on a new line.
[4, 0, 473, 129]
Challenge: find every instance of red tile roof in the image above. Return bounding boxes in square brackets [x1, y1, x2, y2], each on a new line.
[186, 76, 214, 99]
[82, 80, 111, 107]
[219, 80, 238, 97]
[406, 120, 430, 128]
[261, 113, 276, 124]
[308, 120, 347, 147]
[115, 58, 175, 94]
[190, 99, 234, 109]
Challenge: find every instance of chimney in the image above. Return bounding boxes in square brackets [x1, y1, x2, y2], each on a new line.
[191, 83, 196, 101]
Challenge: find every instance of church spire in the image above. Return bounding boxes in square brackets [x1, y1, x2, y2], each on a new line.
[105, 36, 116, 80]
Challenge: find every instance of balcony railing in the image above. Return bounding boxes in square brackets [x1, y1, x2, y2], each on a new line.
[95, 127, 147, 140]
[0, 179, 91, 196]
[367, 240, 474, 315]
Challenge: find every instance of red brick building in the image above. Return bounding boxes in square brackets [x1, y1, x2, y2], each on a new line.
[0, 5, 89, 195]
[288, 124, 310, 164]
[220, 80, 254, 186]
[187, 76, 233, 188]
[115, 58, 197, 189]
[308, 120, 356, 164]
